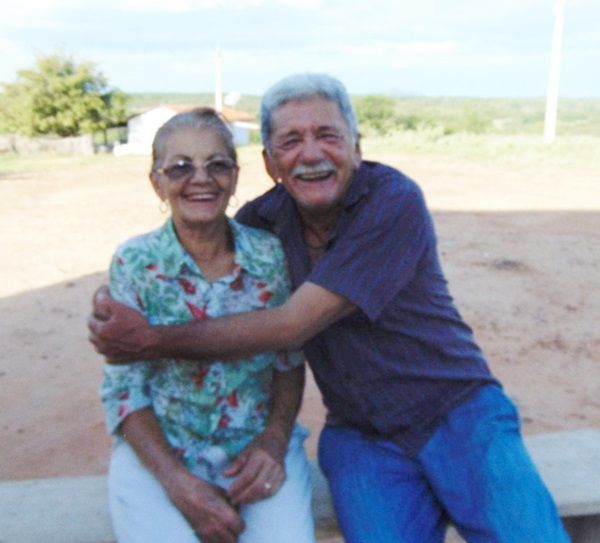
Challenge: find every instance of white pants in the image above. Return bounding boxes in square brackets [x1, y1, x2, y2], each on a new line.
[108, 425, 316, 543]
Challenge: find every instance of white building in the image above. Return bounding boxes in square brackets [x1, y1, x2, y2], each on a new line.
[113, 105, 257, 156]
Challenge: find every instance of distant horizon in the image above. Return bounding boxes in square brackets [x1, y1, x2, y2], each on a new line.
[121, 90, 598, 100]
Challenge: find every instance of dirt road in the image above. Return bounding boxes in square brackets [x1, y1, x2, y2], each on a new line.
[1, 146, 598, 479]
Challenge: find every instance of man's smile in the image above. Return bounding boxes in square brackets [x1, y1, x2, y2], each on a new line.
[292, 162, 337, 183]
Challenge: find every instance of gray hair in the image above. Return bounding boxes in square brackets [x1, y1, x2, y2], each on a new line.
[260, 73, 358, 152]
[151, 107, 237, 172]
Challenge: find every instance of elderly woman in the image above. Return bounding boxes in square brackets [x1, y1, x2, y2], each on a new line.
[100, 108, 315, 543]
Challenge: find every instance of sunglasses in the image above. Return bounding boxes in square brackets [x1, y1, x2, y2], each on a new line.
[155, 157, 238, 183]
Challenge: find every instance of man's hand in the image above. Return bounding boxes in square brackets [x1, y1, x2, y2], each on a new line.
[224, 426, 288, 506]
[165, 468, 245, 543]
[88, 285, 158, 363]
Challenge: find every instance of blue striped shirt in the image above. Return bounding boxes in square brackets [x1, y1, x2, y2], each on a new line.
[236, 160, 498, 455]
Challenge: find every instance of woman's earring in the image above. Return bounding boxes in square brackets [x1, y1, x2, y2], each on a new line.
[227, 193, 239, 209]
[159, 199, 169, 214]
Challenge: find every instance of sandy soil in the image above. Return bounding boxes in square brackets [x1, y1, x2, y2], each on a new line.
[0, 147, 598, 481]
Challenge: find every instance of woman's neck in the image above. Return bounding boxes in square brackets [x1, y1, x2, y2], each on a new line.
[173, 217, 235, 279]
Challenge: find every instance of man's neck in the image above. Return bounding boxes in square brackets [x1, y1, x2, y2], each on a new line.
[298, 205, 341, 241]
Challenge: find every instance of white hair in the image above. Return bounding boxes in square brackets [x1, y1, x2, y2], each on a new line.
[260, 73, 358, 152]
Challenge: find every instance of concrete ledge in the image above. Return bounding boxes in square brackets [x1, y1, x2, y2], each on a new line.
[527, 429, 600, 543]
[0, 475, 113, 543]
[526, 429, 600, 517]
[1, 429, 599, 543]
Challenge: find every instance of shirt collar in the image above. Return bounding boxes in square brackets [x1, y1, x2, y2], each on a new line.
[156, 218, 191, 278]
[342, 161, 371, 209]
[158, 217, 268, 279]
[228, 218, 272, 278]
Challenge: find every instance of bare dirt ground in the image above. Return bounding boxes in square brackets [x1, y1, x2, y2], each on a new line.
[0, 145, 598, 481]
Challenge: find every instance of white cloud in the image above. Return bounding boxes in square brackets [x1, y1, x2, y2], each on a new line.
[2, 0, 64, 28]
[118, 0, 258, 12]
[1, 0, 597, 96]
[4, 0, 67, 14]
[0, 38, 33, 83]
[1, 0, 260, 20]
[117, 0, 320, 13]
[338, 41, 460, 56]
[273, 0, 322, 8]
[0, 37, 23, 55]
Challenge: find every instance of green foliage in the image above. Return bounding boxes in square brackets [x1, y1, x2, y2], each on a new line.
[118, 93, 600, 138]
[0, 52, 128, 137]
[360, 132, 600, 171]
[353, 95, 399, 135]
[361, 96, 600, 137]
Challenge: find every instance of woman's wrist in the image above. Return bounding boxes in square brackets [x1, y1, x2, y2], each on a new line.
[140, 444, 185, 488]
[262, 420, 292, 444]
[159, 460, 191, 494]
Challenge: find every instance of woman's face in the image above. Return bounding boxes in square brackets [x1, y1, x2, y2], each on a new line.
[151, 126, 238, 231]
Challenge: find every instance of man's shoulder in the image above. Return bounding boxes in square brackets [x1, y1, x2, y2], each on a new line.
[355, 161, 425, 219]
[360, 160, 421, 198]
[235, 185, 288, 231]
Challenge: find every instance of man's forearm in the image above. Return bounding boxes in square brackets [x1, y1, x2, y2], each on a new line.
[92, 282, 355, 363]
[153, 305, 301, 361]
[151, 283, 353, 361]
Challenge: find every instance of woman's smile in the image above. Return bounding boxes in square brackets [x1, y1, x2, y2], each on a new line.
[153, 126, 237, 230]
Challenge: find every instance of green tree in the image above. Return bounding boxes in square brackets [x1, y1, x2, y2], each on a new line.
[0, 52, 128, 138]
[353, 95, 399, 136]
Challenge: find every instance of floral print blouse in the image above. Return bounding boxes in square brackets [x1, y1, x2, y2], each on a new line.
[100, 218, 303, 474]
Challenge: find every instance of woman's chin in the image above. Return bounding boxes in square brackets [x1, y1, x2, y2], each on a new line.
[171, 209, 228, 232]
[172, 200, 227, 226]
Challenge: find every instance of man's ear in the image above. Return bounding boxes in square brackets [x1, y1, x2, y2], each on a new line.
[352, 133, 363, 170]
[262, 148, 280, 184]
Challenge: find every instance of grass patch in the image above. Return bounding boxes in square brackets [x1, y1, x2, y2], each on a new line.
[385, 97, 600, 136]
[361, 131, 600, 170]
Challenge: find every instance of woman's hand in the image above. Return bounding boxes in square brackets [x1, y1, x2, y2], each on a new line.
[224, 426, 288, 506]
[119, 410, 245, 542]
[165, 467, 245, 543]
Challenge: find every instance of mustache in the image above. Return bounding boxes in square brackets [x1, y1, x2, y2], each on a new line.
[291, 161, 337, 177]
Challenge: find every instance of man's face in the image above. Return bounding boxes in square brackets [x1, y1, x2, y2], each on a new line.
[263, 96, 361, 216]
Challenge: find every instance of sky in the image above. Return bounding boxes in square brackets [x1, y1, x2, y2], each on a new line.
[1, 0, 599, 98]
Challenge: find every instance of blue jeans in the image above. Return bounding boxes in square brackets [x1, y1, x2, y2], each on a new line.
[318, 384, 570, 543]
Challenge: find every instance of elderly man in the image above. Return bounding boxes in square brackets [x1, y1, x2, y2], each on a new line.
[90, 73, 569, 542]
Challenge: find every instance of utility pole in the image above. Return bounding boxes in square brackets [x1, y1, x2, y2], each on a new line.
[214, 47, 223, 113]
[544, 0, 566, 143]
